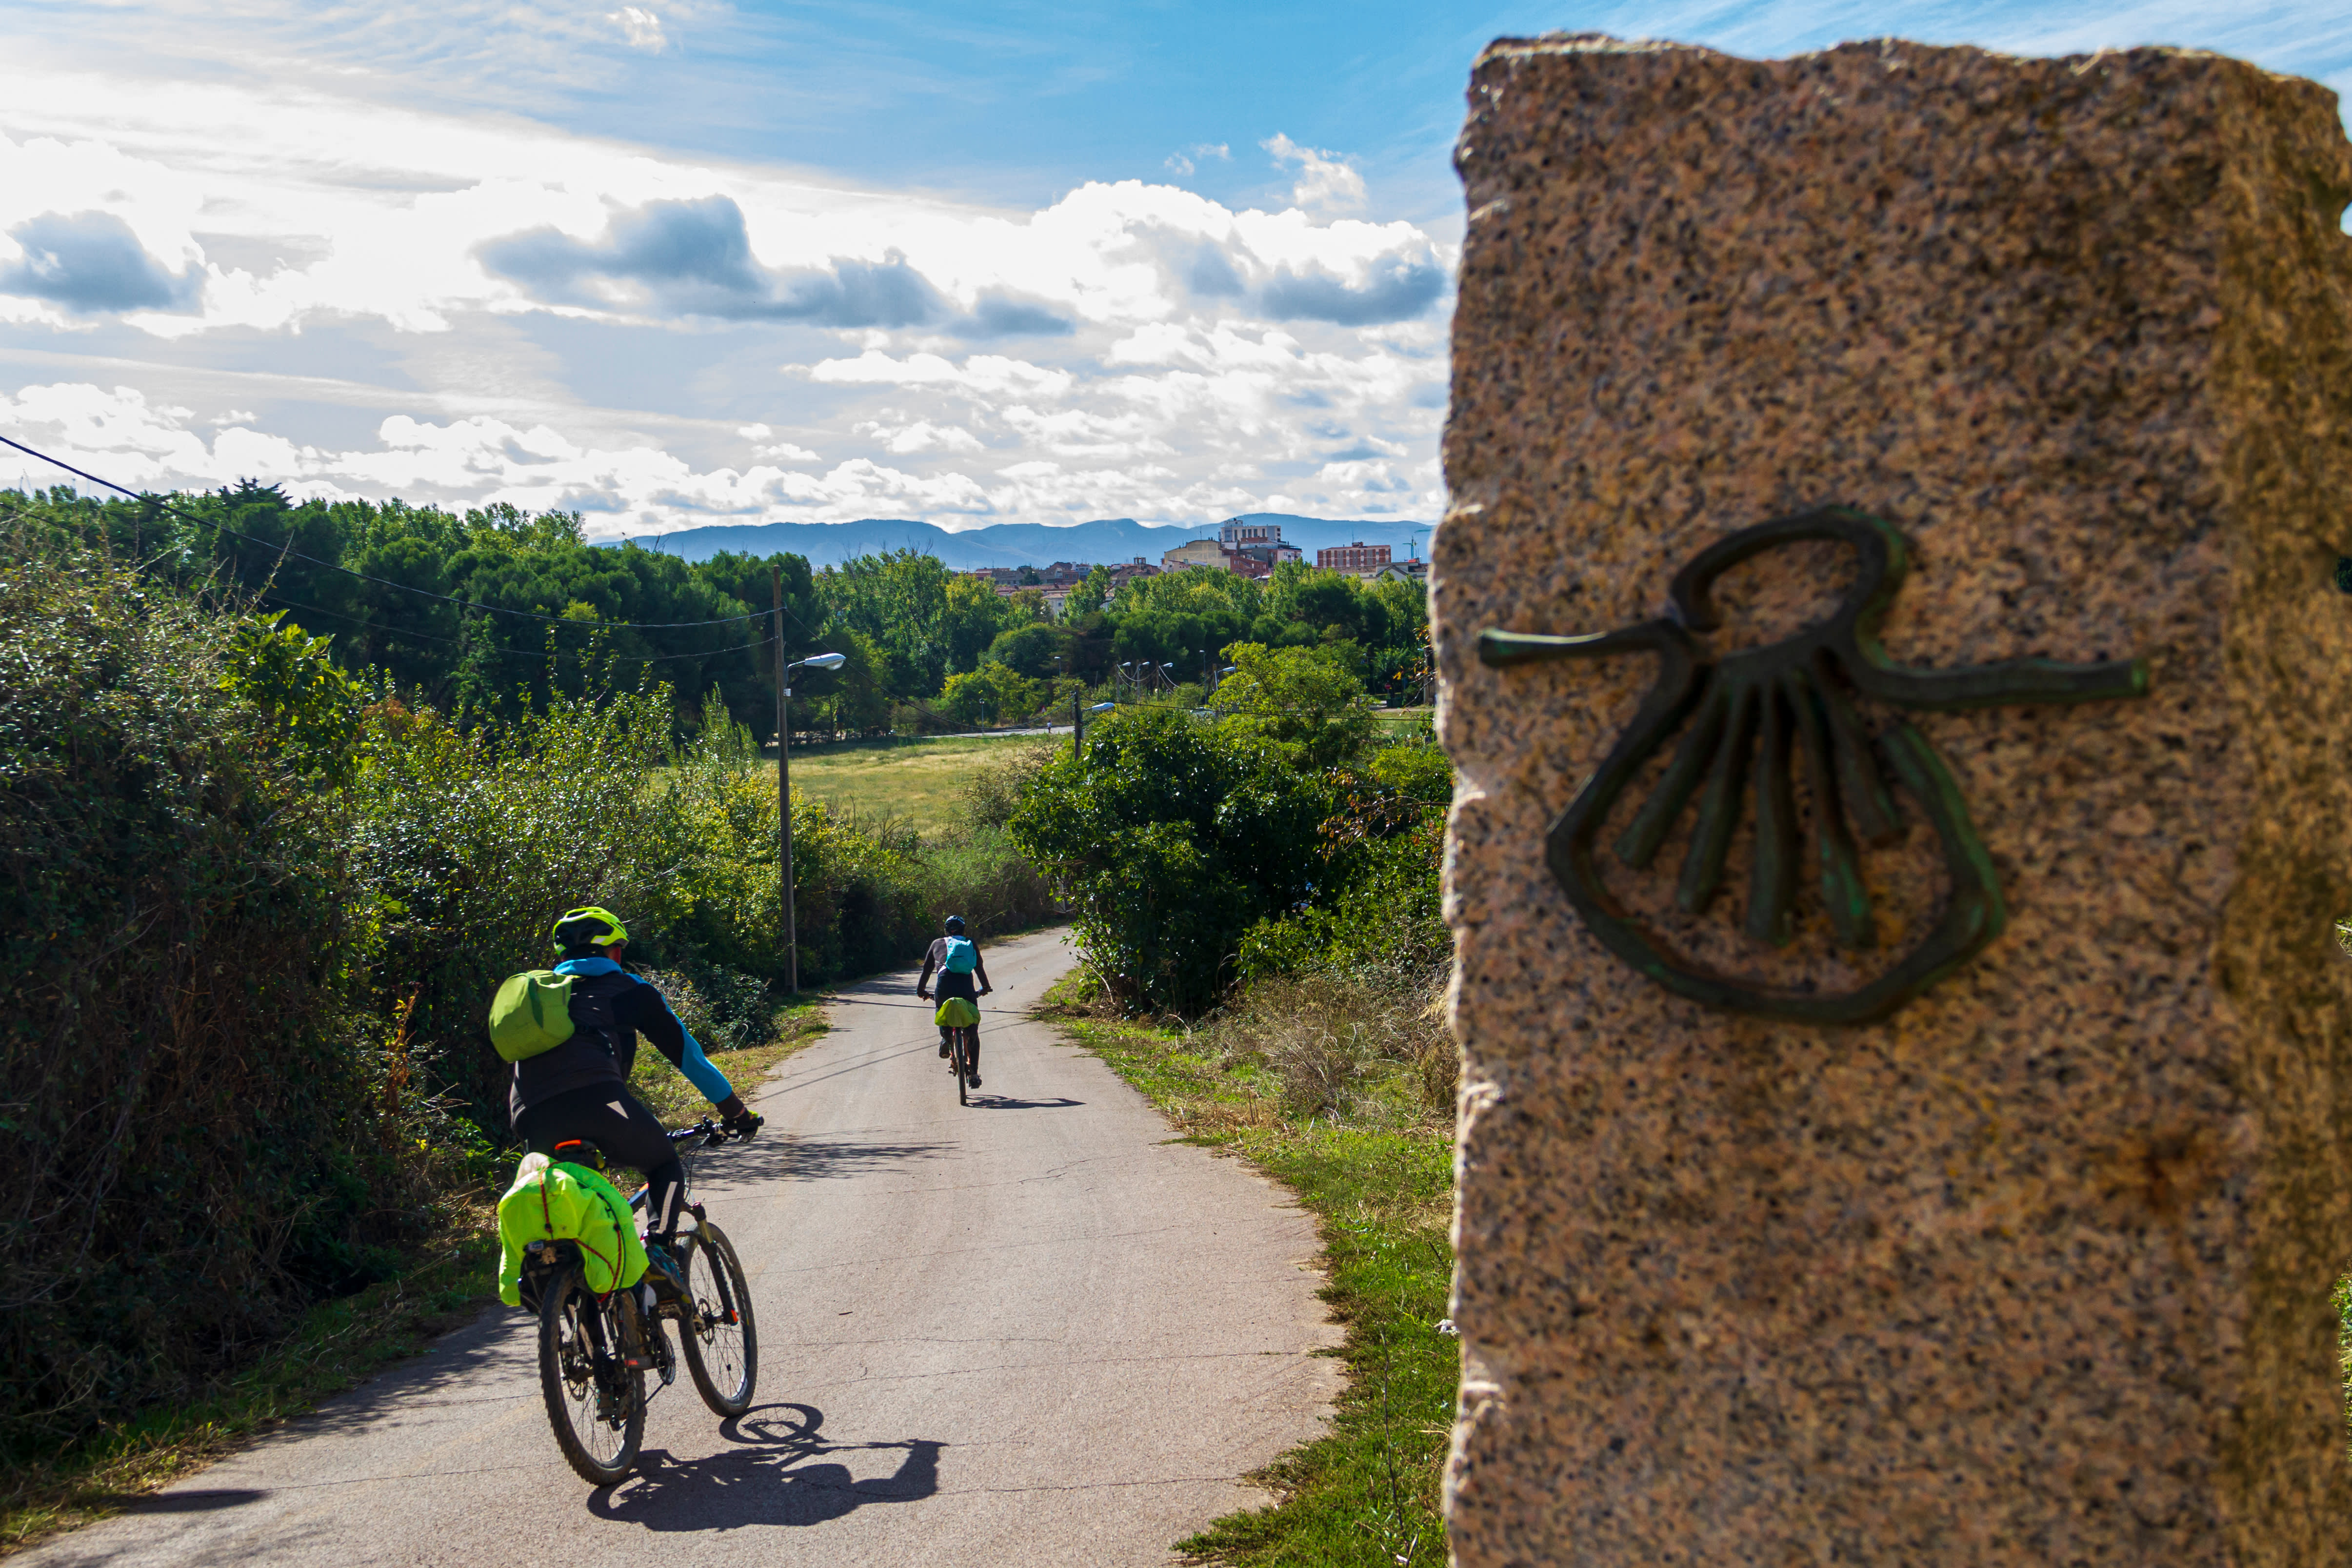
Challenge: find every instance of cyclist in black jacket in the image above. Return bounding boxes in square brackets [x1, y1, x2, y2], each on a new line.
[511, 906, 761, 1288]
[917, 914, 992, 1088]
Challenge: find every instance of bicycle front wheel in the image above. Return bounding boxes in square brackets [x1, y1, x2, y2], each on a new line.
[678, 1221, 759, 1417]
[538, 1270, 644, 1484]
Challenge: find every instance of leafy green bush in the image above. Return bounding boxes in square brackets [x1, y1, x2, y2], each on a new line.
[938, 661, 1041, 726]
[633, 963, 774, 1055]
[1213, 642, 1374, 768]
[0, 527, 424, 1450]
[220, 613, 368, 784]
[347, 684, 692, 1120]
[985, 620, 1069, 679]
[1010, 709, 1326, 1014]
[1236, 738, 1450, 984]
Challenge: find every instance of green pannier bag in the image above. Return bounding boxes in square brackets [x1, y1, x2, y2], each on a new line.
[934, 995, 980, 1029]
[489, 970, 578, 1062]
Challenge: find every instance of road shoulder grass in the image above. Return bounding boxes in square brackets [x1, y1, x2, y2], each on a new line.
[1035, 972, 1455, 1568]
[0, 1001, 830, 1558]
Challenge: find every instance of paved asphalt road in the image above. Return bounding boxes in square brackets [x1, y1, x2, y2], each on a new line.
[32, 927, 1338, 1568]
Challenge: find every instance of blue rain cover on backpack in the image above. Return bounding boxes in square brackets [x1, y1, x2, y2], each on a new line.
[942, 936, 977, 973]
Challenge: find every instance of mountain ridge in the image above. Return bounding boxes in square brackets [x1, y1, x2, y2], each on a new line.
[601, 513, 1433, 569]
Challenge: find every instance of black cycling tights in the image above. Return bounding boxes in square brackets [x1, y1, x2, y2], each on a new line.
[516, 1083, 687, 1244]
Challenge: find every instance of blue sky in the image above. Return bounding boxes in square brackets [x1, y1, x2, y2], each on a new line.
[3, 0, 2347, 537]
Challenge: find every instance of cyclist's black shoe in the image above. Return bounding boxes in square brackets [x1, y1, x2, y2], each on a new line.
[938, 1032, 950, 1058]
[966, 1072, 981, 1089]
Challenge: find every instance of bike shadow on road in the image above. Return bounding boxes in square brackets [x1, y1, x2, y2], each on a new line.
[967, 1094, 1084, 1111]
[588, 1403, 942, 1529]
[689, 1130, 957, 1191]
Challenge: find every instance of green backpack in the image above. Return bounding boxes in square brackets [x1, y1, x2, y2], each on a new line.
[488, 970, 578, 1062]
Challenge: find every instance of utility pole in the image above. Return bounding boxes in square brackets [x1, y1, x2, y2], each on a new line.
[772, 566, 797, 994]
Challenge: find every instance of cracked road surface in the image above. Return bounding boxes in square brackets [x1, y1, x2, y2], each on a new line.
[31, 926, 1339, 1567]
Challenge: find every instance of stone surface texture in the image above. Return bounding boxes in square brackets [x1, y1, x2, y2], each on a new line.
[1437, 36, 2352, 1566]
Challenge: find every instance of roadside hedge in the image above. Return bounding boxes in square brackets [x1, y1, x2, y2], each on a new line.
[0, 515, 1056, 1451]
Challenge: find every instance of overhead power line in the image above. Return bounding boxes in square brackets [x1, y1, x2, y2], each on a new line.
[0, 432, 802, 633]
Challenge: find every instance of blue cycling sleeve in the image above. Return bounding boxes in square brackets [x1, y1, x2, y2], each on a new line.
[624, 979, 735, 1103]
[675, 1025, 734, 1104]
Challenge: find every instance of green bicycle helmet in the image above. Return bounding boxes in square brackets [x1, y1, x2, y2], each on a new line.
[550, 905, 630, 953]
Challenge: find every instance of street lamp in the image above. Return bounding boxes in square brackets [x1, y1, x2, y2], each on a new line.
[768, 578, 846, 997]
[777, 649, 846, 993]
[1076, 696, 1115, 752]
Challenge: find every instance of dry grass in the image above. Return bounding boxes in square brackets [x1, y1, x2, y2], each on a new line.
[1039, 962, 1455, 1140]
[1216, 973, 1455, 1125]
[952, 738, 1061, 833]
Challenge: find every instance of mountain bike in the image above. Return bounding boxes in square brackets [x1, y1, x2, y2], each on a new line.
[521, 1118, 760, 1485]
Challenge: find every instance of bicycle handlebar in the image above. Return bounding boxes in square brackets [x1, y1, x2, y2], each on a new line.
[667, 1117, 747, 1149]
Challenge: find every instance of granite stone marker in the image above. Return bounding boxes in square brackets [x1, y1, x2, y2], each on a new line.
[1436, 36, 2352, 1564]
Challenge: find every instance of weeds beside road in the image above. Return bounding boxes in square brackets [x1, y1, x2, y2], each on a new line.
[1039, 967, 1456, 1568]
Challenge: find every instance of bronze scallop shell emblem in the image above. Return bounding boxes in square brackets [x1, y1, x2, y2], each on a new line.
[1479, 506, 2149, 1024]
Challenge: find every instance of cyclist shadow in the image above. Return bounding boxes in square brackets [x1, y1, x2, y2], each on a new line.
[589, 1403, 941, 1529]
[970, 1095, 1083, 1111]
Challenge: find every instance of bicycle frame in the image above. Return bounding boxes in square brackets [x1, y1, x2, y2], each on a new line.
[626, 1120, 749, 1330]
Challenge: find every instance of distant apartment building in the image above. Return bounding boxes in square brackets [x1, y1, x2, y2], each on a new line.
[1318, 541, 1391, 577]
[1160, 538, 1231, 573]
[1107, 557, 1159, 587]
[1375, 558, 1428, 586]
[1159, 537, 1282, 579]
[1216, 517, 1301, 568]
[1218, 518, 1281, 550]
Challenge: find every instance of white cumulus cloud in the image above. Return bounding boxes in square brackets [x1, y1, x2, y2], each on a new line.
[0, 71, 1452, 533]
[1261, 133, 1366, 214]
[607, 7, 667, 52]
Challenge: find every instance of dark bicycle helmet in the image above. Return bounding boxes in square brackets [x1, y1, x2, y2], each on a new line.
[944, 914, 965, 934]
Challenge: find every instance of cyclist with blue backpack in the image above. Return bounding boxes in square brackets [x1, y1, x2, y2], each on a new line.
[917, 915, 993, 1089]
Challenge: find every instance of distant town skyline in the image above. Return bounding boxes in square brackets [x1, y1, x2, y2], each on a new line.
[3, 1, 2346, 539]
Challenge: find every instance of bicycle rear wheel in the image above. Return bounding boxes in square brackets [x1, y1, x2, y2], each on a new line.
[677, 1220, 758, 1417]
[954, 1029, 969, 1105]
[538, 1270, 644, 1484]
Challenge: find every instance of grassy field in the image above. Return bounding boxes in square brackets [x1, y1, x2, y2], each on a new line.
[1035, 971, 1456, 1568]
[1369, 709, 1435, 738]
[769, 734, 1056, 837]
[774, 715, 1433, 840]
[0, 1002, 828, 1558]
